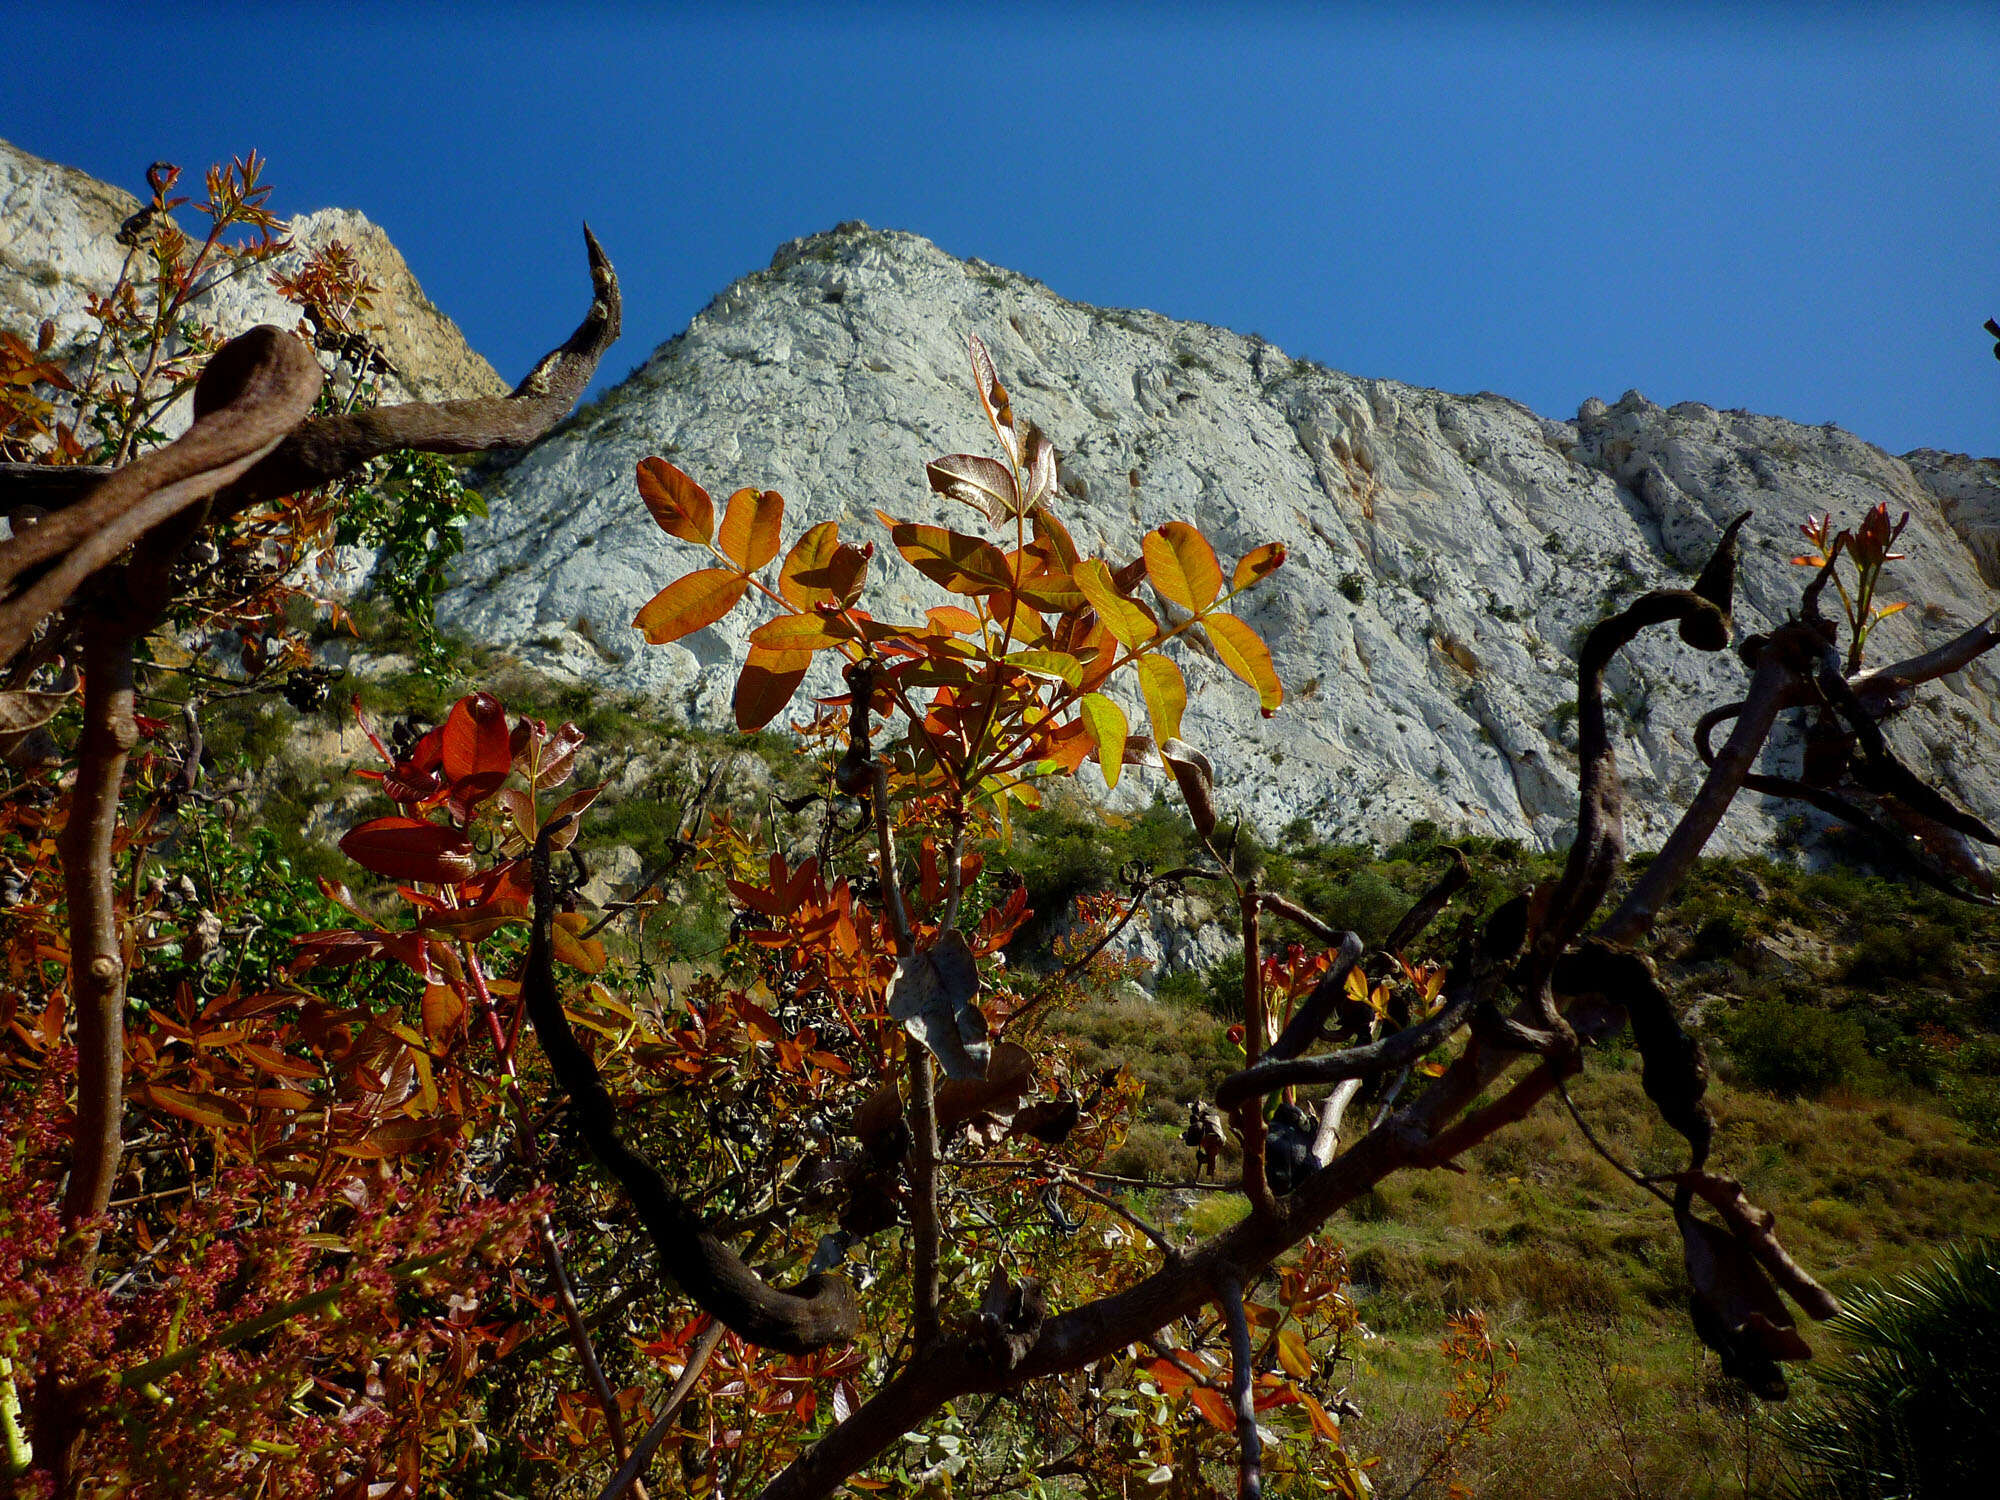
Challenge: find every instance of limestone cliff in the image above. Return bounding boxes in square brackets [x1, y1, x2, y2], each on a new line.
[442, 222, 2000, 853]
[0, 137, 503, 404]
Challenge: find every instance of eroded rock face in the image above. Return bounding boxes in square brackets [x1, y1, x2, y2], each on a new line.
[422, 221, 1990, 851]
[0, 137, 503, 405]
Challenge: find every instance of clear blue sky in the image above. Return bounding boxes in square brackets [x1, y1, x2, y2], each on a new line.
[10, 3, 1997, 456]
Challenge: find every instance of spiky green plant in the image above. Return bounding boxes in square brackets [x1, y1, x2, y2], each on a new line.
[1779, 1239, 2000, 1498]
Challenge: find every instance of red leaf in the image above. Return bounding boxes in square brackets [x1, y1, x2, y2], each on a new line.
[339, 817, 477, 884]
[442, 692, 511, 781]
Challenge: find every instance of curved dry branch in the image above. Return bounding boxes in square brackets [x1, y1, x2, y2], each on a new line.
[213, 224, 620, 516]
[0, 326, 324, 668]
[521, 823, 859, 1356]
[1544, 513, 1747, 956]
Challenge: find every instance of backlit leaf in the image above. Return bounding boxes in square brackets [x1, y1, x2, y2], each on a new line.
[718, 487, 784, 571]
[1079, 692, 1129, 789]
[889, 521, 1015, 596]
[1004, 649, 1082, 687]
[632, 568, 749, 644]
[735, 645, 811, 731]
[1231, 541, 1287, 591]
[927, 453, 1018, 524]
[1143, 522, 1223, 611]
[441, 692, 511, 781]
[1136, 654, 1185, 744]
[1277, 1327, 1313, 1379]
[779, 520, 842, 608]
[1189, 1386, 1235, 1432]
[749, 613, 854, 652]
[1074, 558, 1157, 647]
[636, 457, 714, 544]
[1202, 612, 1283, 714]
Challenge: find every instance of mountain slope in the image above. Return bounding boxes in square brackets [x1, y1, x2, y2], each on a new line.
[430, 221, 1996, 849]
[0, 137, 503, 404]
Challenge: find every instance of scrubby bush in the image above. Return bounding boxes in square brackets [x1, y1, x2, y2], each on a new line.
[1724, 995, 1872, 1097]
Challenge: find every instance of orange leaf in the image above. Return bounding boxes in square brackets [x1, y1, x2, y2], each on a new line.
[718, 487, 785, 571]
[1188, 1386, 1236, 1432]
[1231, 542, 1287, 591]
[749, 613, 854, 652]
[1143, 522, 1223, 612]
[735, 645, 811, 732]
[633, 568, 749, 644]
[889, 521, 1014, 596]
[1277, 1327, 1313, 1379]
[637, 457, 714, 544]
[779, 521, 842, 608]
[1202, 612, 1283, 714]
[1301, 1392, 1343, 1441]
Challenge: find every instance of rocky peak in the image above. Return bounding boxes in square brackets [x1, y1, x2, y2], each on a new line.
[0, 137, 503, 404]
[440, 220, 2000, 853]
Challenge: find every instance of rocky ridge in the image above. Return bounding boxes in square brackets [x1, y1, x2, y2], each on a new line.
[443, 221, 2000, 854]
[0, 138, 504, 405]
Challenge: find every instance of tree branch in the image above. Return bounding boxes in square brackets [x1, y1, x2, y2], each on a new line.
[1217, 1276, 1264, 1500]
[521, 822, 858, 1355]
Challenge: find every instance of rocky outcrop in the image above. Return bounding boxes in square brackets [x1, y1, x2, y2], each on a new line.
[420, 222, 1991, 852]
[0, 138, 503, 405]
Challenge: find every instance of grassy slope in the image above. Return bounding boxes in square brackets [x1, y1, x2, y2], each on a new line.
[207, 627, 1999, 1498]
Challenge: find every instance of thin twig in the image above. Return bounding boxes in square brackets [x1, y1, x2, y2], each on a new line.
[1554, 1081, 1676, 1208]
[1052, 1170, 1180, 1262]
[598, 1319, 726, 1500]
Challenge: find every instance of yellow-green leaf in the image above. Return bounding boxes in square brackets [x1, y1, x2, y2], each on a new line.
[717, 487, 784, 572]
[1143, 521, 1223, 611]
[1004, 649, 1082, 687]
[636, 457, 714, 544]
[632, 568, 749, 644]
[1079, 692, 1129, 789]
[1202, 612, 1283, 714]
[1074, 558, 1157, 647]
[779, 520, 842, 608]
[1136, 654, 1186, 744]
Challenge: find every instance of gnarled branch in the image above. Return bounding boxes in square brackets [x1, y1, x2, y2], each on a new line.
[522, 822, 858, 1355]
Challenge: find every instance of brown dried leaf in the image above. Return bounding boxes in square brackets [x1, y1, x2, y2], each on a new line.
[886, 928, 990, 1081]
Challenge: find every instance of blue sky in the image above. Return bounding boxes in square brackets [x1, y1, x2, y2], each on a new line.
[9, 3, 1997, 456]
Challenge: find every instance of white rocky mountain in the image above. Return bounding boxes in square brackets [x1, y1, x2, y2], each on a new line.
[1, 137, 503, 405]
[442, 221, 2000, 853]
